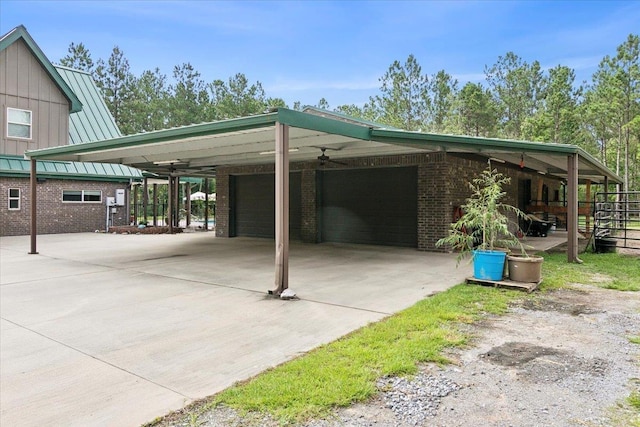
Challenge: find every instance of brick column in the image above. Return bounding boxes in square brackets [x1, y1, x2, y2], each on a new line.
[300, 169, 317, 243]
[216, 171, 230, 237]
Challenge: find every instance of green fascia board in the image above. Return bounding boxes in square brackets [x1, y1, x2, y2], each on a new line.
[371, 129, 622, 183]
[0, 26, 82, 113]
[276, 108, 372, 140]
[25, 108, 372, 161]
[371, 129, 579, 155]
[26, 113, 280, 160]
[574, 146, 623, 183]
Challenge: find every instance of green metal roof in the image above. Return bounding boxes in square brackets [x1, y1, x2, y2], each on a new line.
[301, 106, 400, 130]
[55, 65, 121, 144]
[0, 25, 82, 113]
[0, 155, 141, 182]
[24, 107, 622, 184]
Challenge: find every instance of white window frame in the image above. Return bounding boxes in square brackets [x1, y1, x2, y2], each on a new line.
[62, 190, 102, 203]
[7, 108, 33, 140]
[8, 188, 20, 210]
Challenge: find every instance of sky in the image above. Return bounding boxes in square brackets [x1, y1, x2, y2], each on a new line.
[1, 0, 639, 108]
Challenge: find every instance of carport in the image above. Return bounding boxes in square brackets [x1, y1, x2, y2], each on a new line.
[24, 108, 623, 294]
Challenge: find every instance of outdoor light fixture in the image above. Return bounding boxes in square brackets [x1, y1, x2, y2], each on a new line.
[488, 157, 506, 164]
[259, 148, 299, 155]
[153, 160, 181, 165]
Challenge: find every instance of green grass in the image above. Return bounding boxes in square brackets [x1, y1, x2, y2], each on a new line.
[210, 284, 519, 423]
[541, 252, 640, 291]
[152, 252, 638, 426]
[629, 391, 640, 411]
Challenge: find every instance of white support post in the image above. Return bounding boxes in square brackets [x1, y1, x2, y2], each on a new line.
[273, 122, 290, 295]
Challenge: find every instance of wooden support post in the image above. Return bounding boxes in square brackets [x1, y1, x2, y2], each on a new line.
[273, 122, 290, 295]
[132, 184, 139, 225]
[585, 179, 591, 233]
[167, 177, 173, 234]
[29, 158, 38, 254]
[204, 178, 209, 232]
[185, 182, 191, 227]
[567, 154, 581, 263]
[536, 179, 544, 206]
[175, 177, 180, 228]
[142, 178, 148, 225]
[152, 183, 158, 227]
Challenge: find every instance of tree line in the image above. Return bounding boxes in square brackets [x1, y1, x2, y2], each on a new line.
[59, 34, 639, 191]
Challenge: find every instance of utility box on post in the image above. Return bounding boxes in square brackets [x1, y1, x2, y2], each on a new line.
[115, 189, 125, 206]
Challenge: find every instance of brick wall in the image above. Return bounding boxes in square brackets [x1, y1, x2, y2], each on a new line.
[214, 153, 563, 251]
[0, 177, 130, 236]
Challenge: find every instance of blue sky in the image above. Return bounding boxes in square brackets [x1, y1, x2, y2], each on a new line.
[1, 1, 639, 108]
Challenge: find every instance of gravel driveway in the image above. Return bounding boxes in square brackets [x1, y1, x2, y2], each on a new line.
[156, 283, 640, 427]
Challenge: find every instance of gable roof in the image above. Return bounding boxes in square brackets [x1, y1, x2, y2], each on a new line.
[25, 107, 622, 185]
[0, 25, 82, 113]
[55, 65, 121, 144]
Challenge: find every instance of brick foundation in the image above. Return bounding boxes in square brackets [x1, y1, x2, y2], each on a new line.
[0, 177, 130, 236]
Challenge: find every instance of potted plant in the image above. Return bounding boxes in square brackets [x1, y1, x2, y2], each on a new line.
[437, 165, 536, 281]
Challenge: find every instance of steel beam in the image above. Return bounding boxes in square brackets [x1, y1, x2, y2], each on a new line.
[567, 154, 581, 263]
[29, 158, 38, 254]
[273, 122, 290, 295]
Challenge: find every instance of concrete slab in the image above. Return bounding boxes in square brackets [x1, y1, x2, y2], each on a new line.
[1, 232, 472, 426]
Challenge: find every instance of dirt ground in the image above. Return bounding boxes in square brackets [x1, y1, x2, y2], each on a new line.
[307, 284, 640, 427]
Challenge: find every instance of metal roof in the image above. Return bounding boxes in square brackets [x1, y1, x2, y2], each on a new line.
[1, 155, 141, 181]
[25, 108, 622, 184]
[0, 25, 82, 113]
[55, 65, 121, 144]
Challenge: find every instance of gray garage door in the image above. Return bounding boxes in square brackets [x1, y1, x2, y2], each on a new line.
[320, 167, 417, 247]
[232, 173, 301, 239]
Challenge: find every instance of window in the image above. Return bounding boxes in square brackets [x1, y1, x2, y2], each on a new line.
[7, 108, 32, 139]
[62, 190, 102, 203]
[8, 188, 20, 210]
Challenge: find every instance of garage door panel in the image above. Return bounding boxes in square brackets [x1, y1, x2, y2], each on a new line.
[233, 173, 301, 239]
[321, 167, 417, 247]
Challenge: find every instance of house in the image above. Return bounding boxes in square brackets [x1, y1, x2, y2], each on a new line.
[0, 25, 141, 237]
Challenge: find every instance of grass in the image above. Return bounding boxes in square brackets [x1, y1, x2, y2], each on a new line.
[541, 252, 640, 291]
[209, 284, 519, 423]
[151, 252, 639, 426]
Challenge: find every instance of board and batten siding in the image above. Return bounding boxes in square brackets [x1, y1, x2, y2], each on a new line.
[0, 39, 70, 155]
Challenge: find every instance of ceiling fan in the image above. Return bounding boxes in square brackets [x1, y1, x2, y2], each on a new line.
[317, 147, 346, 166]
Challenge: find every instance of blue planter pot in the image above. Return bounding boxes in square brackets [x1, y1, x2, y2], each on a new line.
[473, 250, 507, 281]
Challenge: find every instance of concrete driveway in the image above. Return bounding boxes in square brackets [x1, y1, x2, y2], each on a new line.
[1, 232, 470, 427]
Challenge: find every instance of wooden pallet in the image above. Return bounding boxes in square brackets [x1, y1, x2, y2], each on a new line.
[465, 277, 541, 293]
